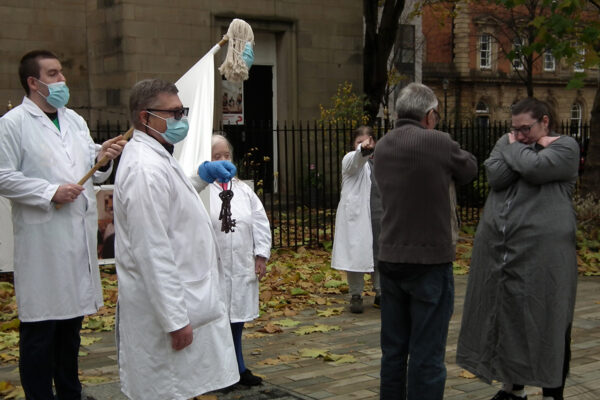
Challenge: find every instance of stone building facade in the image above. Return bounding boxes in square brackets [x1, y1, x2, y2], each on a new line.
[0, 0, 365, 125]
[421, 1, 598, 128]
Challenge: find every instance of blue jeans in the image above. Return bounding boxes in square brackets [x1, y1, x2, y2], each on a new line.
[379, 262, 454, 400]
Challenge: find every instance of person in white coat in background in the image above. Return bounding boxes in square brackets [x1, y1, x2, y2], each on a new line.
[331, 126, 381, 314]
[0, 49, 125, 400]
[113, 79, 239, 400]
[208, 134, 272, 386]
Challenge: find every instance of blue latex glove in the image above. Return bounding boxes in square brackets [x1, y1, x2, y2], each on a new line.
[197, 160, 237, 183]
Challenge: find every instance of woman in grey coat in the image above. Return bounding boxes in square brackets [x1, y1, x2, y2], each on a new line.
[456, 98, 580, 400]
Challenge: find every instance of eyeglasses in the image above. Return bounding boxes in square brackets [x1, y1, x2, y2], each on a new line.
[511, 120, 539, 135]
[146, 107, 189, 120]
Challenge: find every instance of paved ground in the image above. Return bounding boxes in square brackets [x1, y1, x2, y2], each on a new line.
[1, 275, 599, 399]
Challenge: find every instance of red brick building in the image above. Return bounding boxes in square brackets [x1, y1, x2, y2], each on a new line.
[421, 1, 597, 128]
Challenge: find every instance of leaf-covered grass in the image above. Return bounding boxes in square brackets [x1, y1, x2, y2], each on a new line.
[0, 206, 598, 395]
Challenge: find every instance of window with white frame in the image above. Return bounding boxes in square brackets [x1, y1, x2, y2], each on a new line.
[479, 34, 492, 70]
[574, 47, 585, 72]
[570, 103, 582, 135]
[475, 101, 490, 128]
[544, 50, 555, 71]
[512, 38, 524, 70]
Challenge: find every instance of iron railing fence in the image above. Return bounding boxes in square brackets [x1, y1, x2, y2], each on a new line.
[90, 119, 591, 248]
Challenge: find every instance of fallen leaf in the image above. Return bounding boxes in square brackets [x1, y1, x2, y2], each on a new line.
[294, 324, 341, 335]
[244, 332, 267, 339]
[316, 307, 344, 317]
[278, 354, 301, 363]
[273, 319, 301, 328]
[298, 348, 357, 365]
[2, 385, 24, 400]
[283, 308, 297, 317]
[299, 348, 328, 358]
[324, 280, 345, 288]
[0, 319, 19, 332]
[195, 395, 218, 400]
[103, 288, 118, 304]
[257, 353, 299, 366]
[290, 287, 307, 296]
[80, 336, 102, 347]
[459, 369, 477, 379]
[0, 332, 20, 351]
[323, 353, 357, 364]
[257, 323, 283, 334]
[0, 349, 19, 363]
[257, 357, 284, 366]
[259, 290, 273, 302]
[81, 316, 114, 332]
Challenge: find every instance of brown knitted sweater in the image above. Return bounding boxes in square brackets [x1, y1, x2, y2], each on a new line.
[373, 119, 477, 265]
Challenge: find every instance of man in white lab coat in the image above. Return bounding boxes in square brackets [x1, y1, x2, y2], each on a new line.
[0, 50, 126, 400]
[114, 79, 239, 399]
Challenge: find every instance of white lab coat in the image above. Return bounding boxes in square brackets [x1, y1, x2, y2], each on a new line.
[331, 146, 374, 272]
[114, 131, 238, 400]
[209, 179, 271, 323]
[0, 97, 108, 322]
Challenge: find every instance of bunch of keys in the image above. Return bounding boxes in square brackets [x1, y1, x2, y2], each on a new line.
[218, 182, 236, 233]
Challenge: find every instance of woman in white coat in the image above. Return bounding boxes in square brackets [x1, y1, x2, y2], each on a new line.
[331, 126, 381, 313]
[209, 134, 272, 386]
[114, 80, 239, 399]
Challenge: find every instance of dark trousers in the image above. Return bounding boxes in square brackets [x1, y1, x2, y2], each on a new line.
[230, 322, 246, 373]
[379, 262, 454, 400]
[19, 316, 84, 400]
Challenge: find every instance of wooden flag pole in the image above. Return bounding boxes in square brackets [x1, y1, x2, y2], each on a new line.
[55, 127, 134, 210]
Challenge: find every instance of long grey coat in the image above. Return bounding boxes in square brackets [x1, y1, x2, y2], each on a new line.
[456, 133, 580, 388]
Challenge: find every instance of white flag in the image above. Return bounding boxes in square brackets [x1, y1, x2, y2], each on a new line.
[174, 44, 223, 210]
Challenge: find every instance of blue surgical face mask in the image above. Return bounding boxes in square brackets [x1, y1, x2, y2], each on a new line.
[36, 79, 70, 109]
[145, 112, 189, 144]
[242, 42, 254, 69]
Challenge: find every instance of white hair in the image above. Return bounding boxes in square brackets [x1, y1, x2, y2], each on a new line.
[395, 83, 439, 121]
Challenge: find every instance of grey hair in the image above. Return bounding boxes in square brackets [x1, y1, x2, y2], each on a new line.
[211, 133, 234, 159]
[395, 83, 439, 122]
[129, 79, 179, 128]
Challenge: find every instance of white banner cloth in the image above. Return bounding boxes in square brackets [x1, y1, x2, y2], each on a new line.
[174, 44, 222, 210]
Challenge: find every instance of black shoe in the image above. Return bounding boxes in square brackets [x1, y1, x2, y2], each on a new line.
[373, 295, 381, 308]
[350, 295, 363, 313]
[491, 390, 528, 400]
[239, 369, 262, 386]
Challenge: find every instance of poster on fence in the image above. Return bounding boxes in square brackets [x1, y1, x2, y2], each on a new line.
[96, 185, 115, 265]
[222, 80, 244, 125]
[0, 187, 117, 272]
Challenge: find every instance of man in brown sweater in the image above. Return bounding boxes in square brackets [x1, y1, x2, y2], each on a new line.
[374, 83, 477, 400]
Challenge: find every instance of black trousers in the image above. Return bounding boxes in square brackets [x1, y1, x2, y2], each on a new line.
[19, 316, 84, 400]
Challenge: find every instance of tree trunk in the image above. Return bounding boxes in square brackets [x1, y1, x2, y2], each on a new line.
[579, 84, 600, 198]
[526, 58, 534, 97]
[363, 0, 406, 123]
